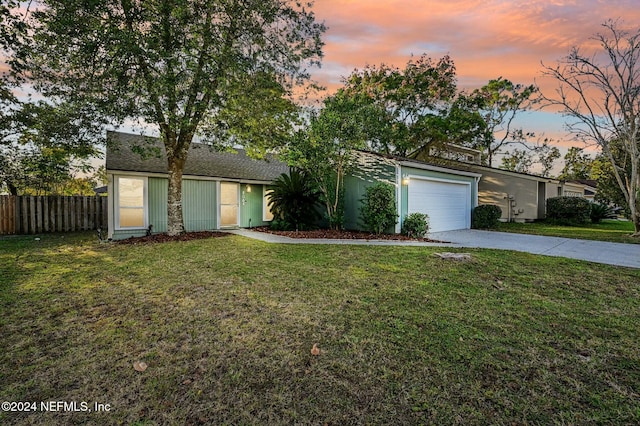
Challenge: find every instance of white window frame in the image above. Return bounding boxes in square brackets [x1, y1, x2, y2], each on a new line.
[263, 186, 274, 222]
[114, 175, 149, 230]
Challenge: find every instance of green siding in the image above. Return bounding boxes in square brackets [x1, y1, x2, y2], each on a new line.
[343, 154, 478, 233]
[148, 177, 168, 233]
[343, 155, 397, 231]
[182, 179, 217, 231]
[112, 229, 147, 240]
[113, 176, 275, 238]
[240, 184, 269, 228]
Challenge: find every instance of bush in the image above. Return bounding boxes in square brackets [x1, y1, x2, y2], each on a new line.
[590, 203, 617, 223]
[269, 218, 292, 231]
[266, 170, 321, 231]
[360, 182, 398, 234]
[546, 196, 592, 225]
[401, 212, 429, 238]
[472, 205, 502, 229]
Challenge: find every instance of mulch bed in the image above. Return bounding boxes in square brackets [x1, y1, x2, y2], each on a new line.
[116, 231, 230, 245]
[252, 226, 444, 242]
[115, 228, 445, 244]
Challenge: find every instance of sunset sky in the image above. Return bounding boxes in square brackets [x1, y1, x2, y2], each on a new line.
[309, 0, 640, 154]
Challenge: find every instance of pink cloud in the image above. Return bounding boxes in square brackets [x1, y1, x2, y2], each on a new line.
[312, 0, 640, 91]
[308, 0, 640, 149]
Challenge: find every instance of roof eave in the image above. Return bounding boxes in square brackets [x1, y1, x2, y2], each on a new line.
[398, 160, 482, 178]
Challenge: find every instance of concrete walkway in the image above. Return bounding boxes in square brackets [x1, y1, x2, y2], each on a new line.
[226, 228, 640, 269]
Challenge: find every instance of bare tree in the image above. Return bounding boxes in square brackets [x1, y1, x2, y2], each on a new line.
[541, 20, 640, 235]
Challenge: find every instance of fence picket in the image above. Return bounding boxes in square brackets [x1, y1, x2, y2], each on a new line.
[0, 195, 107, 235]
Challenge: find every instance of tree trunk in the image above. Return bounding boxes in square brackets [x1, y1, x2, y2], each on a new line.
[167, 153, 186, 236]
[632, 214, 640, 237]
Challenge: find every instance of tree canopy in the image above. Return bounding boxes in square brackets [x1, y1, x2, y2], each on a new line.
[558, 147, 593, 180]
[337, 54, 458, 157]
[284, 91, 372, 229]
[472, 77, 539, 167]
[23, 0, 325, 234]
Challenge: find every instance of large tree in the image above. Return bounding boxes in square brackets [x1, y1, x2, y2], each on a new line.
[0, 0, 26, 104]
[23, 0, 324, 235]
[558, 147, 593, 180]
[472, 77, 538, 167]
[284, 91, 372, 229]
[542, 20, 640, 235]
[339, 54, 458, 157]
[0, 100, 105, 194]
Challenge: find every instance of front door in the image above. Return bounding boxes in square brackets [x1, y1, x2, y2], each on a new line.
[220, 182, 239, 227]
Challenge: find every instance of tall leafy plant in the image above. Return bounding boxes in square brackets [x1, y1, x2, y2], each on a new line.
[360, 182, 398, 234]
[285, 92, 371, 229]
[266, 170, 321, 231]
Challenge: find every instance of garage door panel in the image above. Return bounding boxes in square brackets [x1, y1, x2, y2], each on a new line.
[407, 179, 470, 232]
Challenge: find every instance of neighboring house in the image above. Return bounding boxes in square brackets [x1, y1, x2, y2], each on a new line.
[344, 151, 481, 233]
[409, 145, 592, 222]
[562, 179, 597, 201]
[423, 143, 483, 165]
[105, 131, 288, 240]
[468, 165, 561, 222]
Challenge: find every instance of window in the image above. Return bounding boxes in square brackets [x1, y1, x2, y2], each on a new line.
[116, 176, 147, 229]
[263, 189, 274, 222]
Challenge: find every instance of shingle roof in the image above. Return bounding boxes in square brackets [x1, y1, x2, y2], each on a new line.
[106, 131, 289, 182]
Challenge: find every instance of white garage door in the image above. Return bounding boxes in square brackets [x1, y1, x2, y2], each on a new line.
[407, 178, 471, 232]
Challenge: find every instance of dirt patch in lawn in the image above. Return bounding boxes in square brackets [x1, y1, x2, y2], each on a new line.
[252, 226, 444, 242]
[116, 231, 230, 245]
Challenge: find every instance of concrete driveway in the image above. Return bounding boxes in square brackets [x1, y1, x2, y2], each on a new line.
[430, 229, 640, 269]
[227, 229, 640, 269]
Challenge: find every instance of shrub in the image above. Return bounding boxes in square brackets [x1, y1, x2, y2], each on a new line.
[590, 203, 617, 223]
[266, 170, 321, 231]
[269, 218, 292, 231]
[360, 182, 398, 234]
[401, 212, 429, 238]
[472, 205, 502, 229]
[546, 196, 592, 225]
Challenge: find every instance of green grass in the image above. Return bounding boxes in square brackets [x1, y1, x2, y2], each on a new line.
[496, 219, 640, 244]
[1, 232, 640, 425]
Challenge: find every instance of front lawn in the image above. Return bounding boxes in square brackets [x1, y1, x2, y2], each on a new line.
[1, 232, 639, 425]
[496, 219, 640, 244]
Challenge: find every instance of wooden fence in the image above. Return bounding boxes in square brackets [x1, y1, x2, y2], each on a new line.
[0, 195, 107, 235]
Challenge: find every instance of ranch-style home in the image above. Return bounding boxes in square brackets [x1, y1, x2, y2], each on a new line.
[105, 131, 481, 239]
[105, 131, 288, 240]
[411, 144, 595, 222]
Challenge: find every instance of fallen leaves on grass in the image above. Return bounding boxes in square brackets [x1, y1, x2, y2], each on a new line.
[133, 361, 148, 372]
[311, 343, 320, 356]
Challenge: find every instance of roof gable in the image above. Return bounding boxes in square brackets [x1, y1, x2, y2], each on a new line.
[105, 131, 289, 182]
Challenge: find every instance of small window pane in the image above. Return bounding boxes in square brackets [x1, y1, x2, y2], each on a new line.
[221, 205, 238, 226]
[119, 178, 144, 207]
[264, 194, 274, 221]
[119, 208, 144, 227]
[221, 183, 238, 205]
